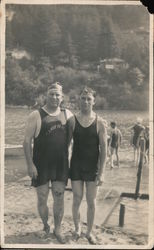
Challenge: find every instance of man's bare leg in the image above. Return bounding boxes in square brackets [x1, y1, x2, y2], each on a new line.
[36, 182, 50, 233]
[85, 181, 97, 242]
[52, 181, 65, 243]
[145, 149, 149, 164]
[71, 181, 84, 236]
[110, 147, 114, 168]
[133, 146, 136, 163]
[116, 148, 119, 167]
[136, 147, 140, 167]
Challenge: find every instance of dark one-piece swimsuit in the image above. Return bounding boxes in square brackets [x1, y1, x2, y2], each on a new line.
[70, 115, 99, 181]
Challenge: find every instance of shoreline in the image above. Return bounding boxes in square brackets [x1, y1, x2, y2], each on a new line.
[5, 104, 148, 112]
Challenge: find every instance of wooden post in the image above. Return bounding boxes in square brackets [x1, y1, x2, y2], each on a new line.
[135, 138, 145, 199]
[119, 204, 125, 227]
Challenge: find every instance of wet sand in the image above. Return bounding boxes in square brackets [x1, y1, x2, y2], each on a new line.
[4, 149, 149, 247]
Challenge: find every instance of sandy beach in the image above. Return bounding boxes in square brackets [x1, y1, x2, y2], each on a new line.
[3, 148, 150, 248]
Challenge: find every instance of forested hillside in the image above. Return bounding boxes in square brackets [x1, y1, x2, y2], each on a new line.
[5, 4, 149, 110]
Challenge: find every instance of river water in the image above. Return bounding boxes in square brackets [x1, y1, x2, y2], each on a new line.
[5, 107, 149, 145]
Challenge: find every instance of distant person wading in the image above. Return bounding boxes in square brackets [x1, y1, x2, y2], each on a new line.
[130, 117, 145, 166]
[109, 121, 122, 169]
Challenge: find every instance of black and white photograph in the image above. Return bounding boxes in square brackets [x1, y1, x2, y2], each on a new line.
[0, 0, 153, 249]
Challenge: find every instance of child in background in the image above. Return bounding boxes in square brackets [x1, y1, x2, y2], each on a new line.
[109, 121, 122, 168]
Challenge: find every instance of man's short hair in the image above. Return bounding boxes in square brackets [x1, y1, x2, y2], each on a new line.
[80, 86, 96, 98]
[47, 82, 63, 92]
[136, 117, 143, 124]
[110, 121, 116, 128]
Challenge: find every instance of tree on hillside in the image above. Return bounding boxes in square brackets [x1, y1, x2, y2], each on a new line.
[66, 33, 78, 67]
[79, 16, 101, 61]
[111, 5, 149, 30]
[128, 67, 144, 87]
[98, 17, 121, 59]
[6, 57, 38, 105]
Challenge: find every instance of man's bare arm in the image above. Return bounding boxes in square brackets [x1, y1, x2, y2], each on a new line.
[23, 111, 38, 178]
[118, 129, 122, 145]
[97, 118, 107, 185]
[67, 115, 75, 146]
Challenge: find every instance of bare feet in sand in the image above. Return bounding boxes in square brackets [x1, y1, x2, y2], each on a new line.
[53, 230, 66, 244]
[86, 233, 97, 245]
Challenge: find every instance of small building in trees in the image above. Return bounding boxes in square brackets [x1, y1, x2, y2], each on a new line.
[98, 58, 129, 72]
[6, 49, 31, 60]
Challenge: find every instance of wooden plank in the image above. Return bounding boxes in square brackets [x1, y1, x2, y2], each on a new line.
[121, 192, 149, 200]
[101, 196, 121, 226]
[121, 192, 136, 198]
[5, 146, 24, 156]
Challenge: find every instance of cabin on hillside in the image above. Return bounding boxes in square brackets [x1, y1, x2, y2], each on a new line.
[6, 49, 31, 60]
[97, 58, 129, 72]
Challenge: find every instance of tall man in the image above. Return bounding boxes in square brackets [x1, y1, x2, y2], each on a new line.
[69, 87, 107, 244]
[23, 82, 72, 244]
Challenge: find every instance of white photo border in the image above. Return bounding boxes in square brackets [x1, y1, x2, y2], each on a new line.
[0, 0, 153, 249]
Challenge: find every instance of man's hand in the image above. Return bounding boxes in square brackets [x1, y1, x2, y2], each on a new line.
[28, 164, 38, 179]
[96, 174, 104, 186]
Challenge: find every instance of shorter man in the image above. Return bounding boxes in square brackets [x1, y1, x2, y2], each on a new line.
[69, 87, 107, 244]
[109, 121, 122, 168]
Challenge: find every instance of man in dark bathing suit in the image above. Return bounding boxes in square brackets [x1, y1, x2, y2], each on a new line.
[130, 117, 145, 166]
[69, 87, 107, 244]
[23, 82, 73, 244]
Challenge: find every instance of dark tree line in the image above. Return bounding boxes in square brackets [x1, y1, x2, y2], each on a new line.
[5, 4, 149, 110]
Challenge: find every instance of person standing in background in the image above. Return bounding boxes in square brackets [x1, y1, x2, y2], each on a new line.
[130, 117, 145, 166]
[109, 121, 122, 168]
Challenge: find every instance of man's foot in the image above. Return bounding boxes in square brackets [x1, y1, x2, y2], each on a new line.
[73, 227, 81, 241]
[43, 224, 50, 234]
[53, 230, 66, 244]
[86, 234, 97, 245]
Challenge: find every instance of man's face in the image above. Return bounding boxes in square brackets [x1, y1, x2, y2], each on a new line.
[46, 88, 63, 108]
[79, 92, 95, 112]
